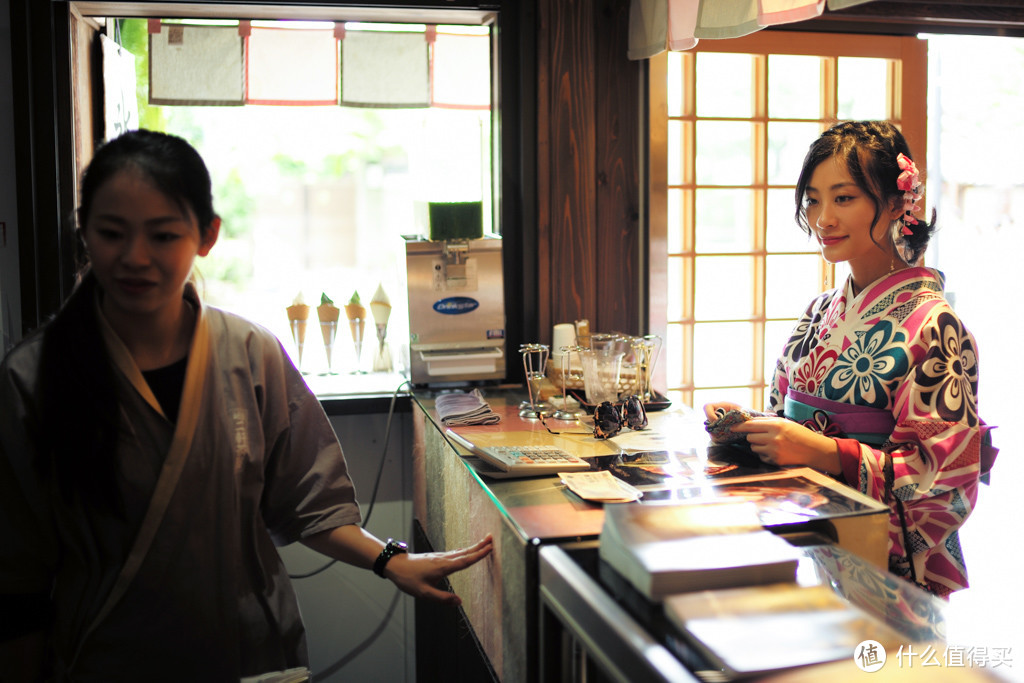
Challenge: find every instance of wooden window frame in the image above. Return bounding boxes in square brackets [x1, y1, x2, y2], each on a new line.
[648, 30, 927, 409]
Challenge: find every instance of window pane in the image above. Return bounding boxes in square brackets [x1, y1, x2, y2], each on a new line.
[416, 112, 489, 202]
[667, 257, 684, 321]
[768, 54, 820, 119]
[767, 121, 820, 185]
[694, 322, 753, 386]
[668, 188, 684, 253]
[668, 119, 684, 186]
[695, 189, 754, 253]
[766, 254, 820, 318]
[693, 387, 750, 412]
[695, 256, 754, 320]
[696, 121, 752, 185]
[668, 389, 689, 410]
[658, 34, 913, 411]
[667, 52, 685, 117]
[834, 261, 851, 289]
[838, 57, 888, 120]
[123, 17, 497, 382]
[764, 320, 795, 392]
[696, 53, 753, 118]
[766, 188, 814, 252]
[666, 323, 684, 386]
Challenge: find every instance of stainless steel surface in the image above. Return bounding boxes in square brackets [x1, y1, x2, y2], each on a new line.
[406, 236, 506, 384]
[519, 343, 550, 418]
[539, 544, 700, 683]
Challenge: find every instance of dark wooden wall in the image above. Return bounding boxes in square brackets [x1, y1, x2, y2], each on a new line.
[535, 0, 642, 345]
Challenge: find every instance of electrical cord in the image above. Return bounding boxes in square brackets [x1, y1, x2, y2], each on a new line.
[289, 380, 412, 580]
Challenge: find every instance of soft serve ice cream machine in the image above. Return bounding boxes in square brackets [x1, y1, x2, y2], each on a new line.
[405, 235, 506, 385]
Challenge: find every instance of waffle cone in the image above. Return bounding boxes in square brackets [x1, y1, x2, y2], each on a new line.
[286, 303, 310, 321]
[344, 302, 366, 321]
[317, 303, 340, 323]
[287, 304, 310, 345]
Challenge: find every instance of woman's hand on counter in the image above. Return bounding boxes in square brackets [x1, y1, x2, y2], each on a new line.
[301, 525, 493, 605]
[384, 535, 494, 606]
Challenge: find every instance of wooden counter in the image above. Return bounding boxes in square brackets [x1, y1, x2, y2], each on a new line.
[410, 392, 908, 682]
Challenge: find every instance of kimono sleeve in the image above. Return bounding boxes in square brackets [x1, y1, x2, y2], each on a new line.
[253, 332, 363, 546]
[845, 306, 981, 595]
[854, 308, 981, 504]
[893, 309, 981, 516]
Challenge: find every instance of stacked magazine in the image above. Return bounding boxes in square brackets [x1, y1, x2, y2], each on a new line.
[664, 583, 908, 678]
[598, 500, 802, 600]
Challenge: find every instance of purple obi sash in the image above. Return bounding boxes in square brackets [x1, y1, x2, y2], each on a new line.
[786, 387, 998, 482]
[784, 388, 894, 446]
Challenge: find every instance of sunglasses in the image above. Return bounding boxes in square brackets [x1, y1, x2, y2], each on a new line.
[542, 394, 648, 440]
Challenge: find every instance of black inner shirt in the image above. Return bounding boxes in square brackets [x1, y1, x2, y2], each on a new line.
[142, 355, 188, 423]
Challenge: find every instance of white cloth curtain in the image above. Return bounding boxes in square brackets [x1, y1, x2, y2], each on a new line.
[629, 0, 877, 59]
[340, 29, 430, 108]
[149, 23, 245, 104]
[431, 31, 490, 109]
[246, 25, 339, 105]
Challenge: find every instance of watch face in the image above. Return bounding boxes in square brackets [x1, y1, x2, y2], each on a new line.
[391, 540, 408, 552]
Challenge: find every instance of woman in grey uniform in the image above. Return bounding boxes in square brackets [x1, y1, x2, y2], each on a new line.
[0, 130, 492, 681]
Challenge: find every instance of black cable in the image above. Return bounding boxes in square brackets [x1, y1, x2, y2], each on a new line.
[361, 379, 412, 530]
[289, 380, 412, 580]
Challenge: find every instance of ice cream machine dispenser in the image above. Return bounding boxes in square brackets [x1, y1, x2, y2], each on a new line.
[405, 236, 506, 385]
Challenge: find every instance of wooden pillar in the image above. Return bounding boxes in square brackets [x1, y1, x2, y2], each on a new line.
[536, 0, 642, 344]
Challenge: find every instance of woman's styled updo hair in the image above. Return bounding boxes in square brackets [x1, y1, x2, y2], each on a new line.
[39, 130, 217, 512]
[79, 129, 218, 236]
[793, 120, 936, 264]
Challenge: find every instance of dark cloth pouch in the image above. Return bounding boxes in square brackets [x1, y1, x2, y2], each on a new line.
[704, 408, 776, 444]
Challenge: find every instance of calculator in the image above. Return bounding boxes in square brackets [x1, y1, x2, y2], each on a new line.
[445, 429, 592, 477]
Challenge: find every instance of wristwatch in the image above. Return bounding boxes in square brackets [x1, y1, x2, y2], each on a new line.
[373, 538, 409, 578]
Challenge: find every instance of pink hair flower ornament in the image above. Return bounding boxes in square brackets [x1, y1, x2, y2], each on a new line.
[896, 153, 923, 235]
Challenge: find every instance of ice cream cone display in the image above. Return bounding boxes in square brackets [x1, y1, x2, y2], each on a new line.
[286, 292, 310, 371]
[344, 290, 367, 373]
[370, 284, 393, 372]
[318, 292, 340, 374]
[370, 283, 392, 331]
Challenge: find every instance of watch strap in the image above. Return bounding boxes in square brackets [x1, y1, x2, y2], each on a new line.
[373, 538, 408, 578]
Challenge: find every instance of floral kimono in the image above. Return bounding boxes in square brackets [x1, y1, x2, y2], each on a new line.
[769, 267, 982, 597]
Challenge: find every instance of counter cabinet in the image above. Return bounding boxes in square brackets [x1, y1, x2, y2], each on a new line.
[412, 391, 624, 681]
[409, 391, 951, 683]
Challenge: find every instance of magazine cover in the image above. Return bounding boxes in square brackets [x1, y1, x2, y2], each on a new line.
[602, 445, 774, 491]
[664, 582, 909, 678]
[636, 467, 888, 524]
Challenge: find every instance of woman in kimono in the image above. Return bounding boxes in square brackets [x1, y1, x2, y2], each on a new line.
[704, 121, 984, 598]
[0, 130, 492, 681]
